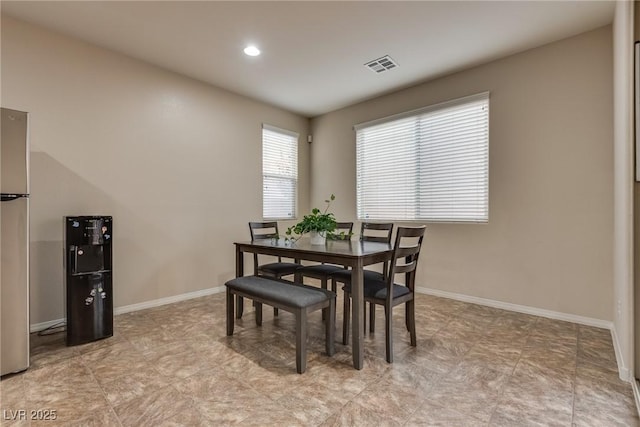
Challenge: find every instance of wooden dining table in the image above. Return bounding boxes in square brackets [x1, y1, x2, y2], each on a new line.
[234, 237, 393, 370]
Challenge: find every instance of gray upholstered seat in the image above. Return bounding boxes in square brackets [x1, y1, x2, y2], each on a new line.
[257, 262, 301, 276]
[226, 276, 334, 309]
[331, 269, 385, 283]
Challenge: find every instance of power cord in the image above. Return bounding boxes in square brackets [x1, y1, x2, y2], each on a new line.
[37, 321, 66, 336]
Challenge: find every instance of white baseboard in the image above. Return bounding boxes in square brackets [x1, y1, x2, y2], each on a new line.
[611, 326, 631, 382]
[632, 379, 640, 418]
[114, 286, 225, 315]
[29, 286, 225, 332]
[415, 286, 613, 329]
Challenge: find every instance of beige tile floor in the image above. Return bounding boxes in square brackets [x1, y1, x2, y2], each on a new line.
[1, 291, 638, 426]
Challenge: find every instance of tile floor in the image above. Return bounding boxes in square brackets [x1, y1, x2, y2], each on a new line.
[0, 291, 638, 426]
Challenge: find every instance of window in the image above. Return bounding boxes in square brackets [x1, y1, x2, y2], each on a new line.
[262, 124, 298, 219]
[355, 92, 489, 222]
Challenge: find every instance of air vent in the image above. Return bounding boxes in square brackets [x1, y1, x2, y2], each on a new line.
[364, 55, 398, 73]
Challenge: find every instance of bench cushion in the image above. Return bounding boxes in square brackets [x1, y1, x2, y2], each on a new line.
[226, 276, 335, 309]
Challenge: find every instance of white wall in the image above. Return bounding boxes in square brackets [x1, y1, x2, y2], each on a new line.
[311, 27, 614, 323]
[1, 16, 310, 325]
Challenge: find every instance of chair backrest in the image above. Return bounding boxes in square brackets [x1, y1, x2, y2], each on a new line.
[333, 222, 354, 239]
[249, 222, 282, 267]
[360, 222, 394, 244]
[249, 222, 279, 240]
[386, 226, 426, 297]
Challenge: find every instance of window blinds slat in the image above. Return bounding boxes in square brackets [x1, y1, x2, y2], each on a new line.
[356, 93, 489, 222]
[263, 127, 298, 219]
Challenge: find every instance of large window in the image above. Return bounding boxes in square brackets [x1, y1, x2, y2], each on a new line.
[262, 124, 298, 219]
[355, 92, 489, 222]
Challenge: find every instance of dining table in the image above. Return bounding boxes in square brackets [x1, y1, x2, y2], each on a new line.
[234, 237, 393, 370]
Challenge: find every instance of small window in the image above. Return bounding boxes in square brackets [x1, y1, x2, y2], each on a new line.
[355, 92, 489, 222]
[262, 124, 298, 219]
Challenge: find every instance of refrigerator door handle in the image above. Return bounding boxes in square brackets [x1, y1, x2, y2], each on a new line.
[1, 194, 29, 202]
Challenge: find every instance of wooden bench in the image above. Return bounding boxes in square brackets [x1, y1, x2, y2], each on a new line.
[225, 275, 336, 374]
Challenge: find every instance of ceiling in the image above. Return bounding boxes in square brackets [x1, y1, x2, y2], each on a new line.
[2, 1, 614, 118]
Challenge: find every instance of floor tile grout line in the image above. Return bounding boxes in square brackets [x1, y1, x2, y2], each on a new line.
[485, 321, 533, 425]
[77, 351, 125, 427]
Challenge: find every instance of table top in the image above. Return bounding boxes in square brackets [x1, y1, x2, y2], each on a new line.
[234, 238, 392, 261]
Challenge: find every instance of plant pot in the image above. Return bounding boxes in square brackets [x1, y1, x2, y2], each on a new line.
[309, 230, 326, 245]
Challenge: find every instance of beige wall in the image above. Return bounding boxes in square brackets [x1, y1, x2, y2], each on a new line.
[311, 26, 614, 321]
[1, 16, 310, 325]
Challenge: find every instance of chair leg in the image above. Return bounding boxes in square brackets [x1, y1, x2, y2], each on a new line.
[408, 299, 416, 346]
[369, 303, 376, 333]
[342, 291, 350, 345]
[321, 277, 327, 321]
[274, 307, 279, 317]
[255, 302, 263, 326]
[325, 300, 336, 356]
[226, 289, 235, 336]
[385, 304, 393, 363]
[405, 302, 410, 331]
[236, 295, 244, 319]
[296, 309, 307, 374]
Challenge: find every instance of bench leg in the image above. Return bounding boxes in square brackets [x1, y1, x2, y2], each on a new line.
[325, 299, 335, 357]
[296, 309, 307, 374]
[255, 302, 263, 326]
[226, 288, 235, 336]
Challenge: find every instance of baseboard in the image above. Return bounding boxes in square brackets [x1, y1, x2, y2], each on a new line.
[415, 286, 613, 329]
[632, 379, 640, 418]
[611, 326, 631, 382]
[114, 286, 225, 315]
[29, 286, 226, 332]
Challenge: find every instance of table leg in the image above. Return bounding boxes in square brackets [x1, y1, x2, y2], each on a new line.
[235, 245, 244, 319]
[351, 260, 364, 370]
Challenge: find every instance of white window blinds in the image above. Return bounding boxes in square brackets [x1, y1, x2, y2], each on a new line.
[355, 92, 489, 222]
[262, 124, 298, 219]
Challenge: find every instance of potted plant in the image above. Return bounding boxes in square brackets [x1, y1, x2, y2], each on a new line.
[286, 194, 348, 244]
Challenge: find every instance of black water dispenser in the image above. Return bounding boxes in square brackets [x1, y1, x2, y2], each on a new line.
[64, 216, 113, 345]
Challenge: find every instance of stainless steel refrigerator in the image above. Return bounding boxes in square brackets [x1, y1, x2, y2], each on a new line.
[1, 107, 30, 376]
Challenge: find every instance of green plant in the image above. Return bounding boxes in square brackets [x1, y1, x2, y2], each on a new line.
[285, 194, 350, 242]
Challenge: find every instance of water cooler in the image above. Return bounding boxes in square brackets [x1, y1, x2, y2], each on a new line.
[64, 216, 113, 346]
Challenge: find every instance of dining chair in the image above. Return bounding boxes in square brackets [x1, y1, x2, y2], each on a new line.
[249, 221, 303, 316]
[341, 225, 426, 363]
[331, 222, 394, 334]
[249, 221, 302, 277]
[296, 222, 354, 292]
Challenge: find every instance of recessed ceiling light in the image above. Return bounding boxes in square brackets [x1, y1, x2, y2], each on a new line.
[244, 45, 260, 57]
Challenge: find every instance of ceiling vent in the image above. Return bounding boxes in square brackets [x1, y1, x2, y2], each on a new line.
[364, 55, 398, 73]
